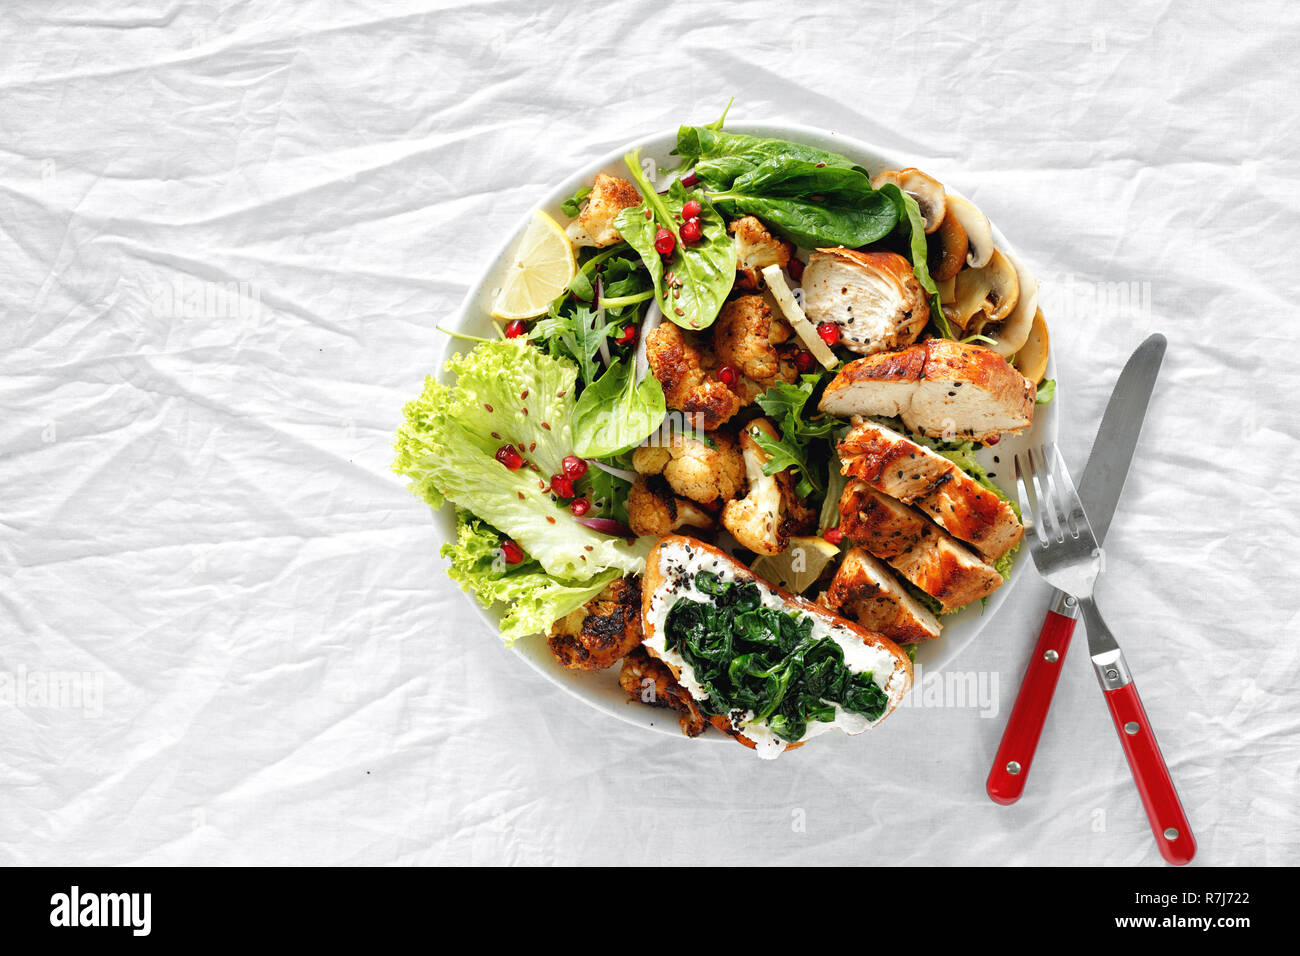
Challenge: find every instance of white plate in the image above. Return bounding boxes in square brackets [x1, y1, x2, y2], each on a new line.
[430, 122, 1057, 742]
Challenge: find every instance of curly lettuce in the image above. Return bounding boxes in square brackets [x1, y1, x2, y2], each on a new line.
[392, 340, 647, 582]
[442, 511, 619, 645]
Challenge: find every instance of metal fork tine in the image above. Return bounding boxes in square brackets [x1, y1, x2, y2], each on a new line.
[1029, 445, 1063, 543]
[1014, 452, 1043, 544]
[1050, 444, 1090, 542]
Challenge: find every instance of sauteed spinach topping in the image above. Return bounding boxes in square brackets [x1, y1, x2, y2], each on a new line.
[664, 570, 889, 742]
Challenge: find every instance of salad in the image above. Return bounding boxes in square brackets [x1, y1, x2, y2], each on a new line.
[394, 105, 1055, 755]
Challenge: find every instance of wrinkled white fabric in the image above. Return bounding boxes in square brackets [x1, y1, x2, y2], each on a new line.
[1, 0, 1297, 866]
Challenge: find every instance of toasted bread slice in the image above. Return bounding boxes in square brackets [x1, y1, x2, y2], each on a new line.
[819, 339, 1035, 443]
[838, 420, 1023, 560]
[641, 535, 913, 759]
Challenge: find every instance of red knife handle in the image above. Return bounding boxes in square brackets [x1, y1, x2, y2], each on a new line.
[986, 603, 1078, 805]
[1100, 678, 1197, 865]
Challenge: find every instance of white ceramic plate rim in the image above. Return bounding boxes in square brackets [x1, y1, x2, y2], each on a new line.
[428, 122, 1057, 742]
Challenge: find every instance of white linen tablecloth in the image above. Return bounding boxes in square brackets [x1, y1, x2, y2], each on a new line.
[2, 0, 1297, 866]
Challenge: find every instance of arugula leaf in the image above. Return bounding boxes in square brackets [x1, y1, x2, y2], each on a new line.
[571, 357, 667, 458]
[751, 376, 838, 498]
[580, 465, 632, 526]
[1035, 379, 1056, 404]
[615, 148, 735, 331]
[527, 302, 613, 388]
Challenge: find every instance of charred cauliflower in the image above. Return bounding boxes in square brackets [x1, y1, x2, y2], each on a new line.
[645, 322, 743, 430]
[730, 216, 795, 289]
[547, 576, 643, 671]
[627, 475, 716, 537]
[721, 418, 815, 555]
[631, 430, 745, 505]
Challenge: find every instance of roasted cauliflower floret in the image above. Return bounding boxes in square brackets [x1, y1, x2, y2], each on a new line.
[619, 646, 708, 737]
[565, 173, 642, 248]
[631, 430, 745, 505]
[722, 418, 815, 555]
[547, 576, 643, 671]
[645, 322, 743, 430]
[713, 295, 794, 382]
[627, 475, 716, 537]
[731, 216, 794, 289]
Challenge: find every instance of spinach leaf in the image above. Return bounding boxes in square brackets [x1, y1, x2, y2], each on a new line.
[615, 148, 735, 331]
[1035, 379, 1056, 405]
[664, 570, 890, 743]
[674, 127, 867, 183]
[570, 356, 666, 458]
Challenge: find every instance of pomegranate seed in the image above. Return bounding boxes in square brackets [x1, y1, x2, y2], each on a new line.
[616, 325, 638, 347]
[550, 475, 575, 498]
[500, 540, 525, 565]
[495, 444, 524, 470]
[824, 527, 845, 545]
[794, 350, 816, 373]
[679, 218, 703, 244]
[681, 199, 702, 220]
[681, 173, 699, 188]
[718, 364, 740, 388]
[562, 455, 588, 480]
[817, 322, 841, 346]
[503, 319, 526, 339]
[654, 227, 675, 257]
[569, 497, 591, 517]
[986, 434, 1000, 446]
[787, 257, 805, 281]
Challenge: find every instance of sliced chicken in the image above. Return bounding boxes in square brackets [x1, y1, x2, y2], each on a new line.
[838, 480, 1003, 611]
[838, 420, 1023, 560]
[819, 338, 1035, 443]
[801, 248, 928, 356]
[823, 548, 942, 644]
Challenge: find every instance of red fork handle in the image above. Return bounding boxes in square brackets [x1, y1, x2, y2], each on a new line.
[1101, 678, 1197, 865]
[986, 601, 1078, 805]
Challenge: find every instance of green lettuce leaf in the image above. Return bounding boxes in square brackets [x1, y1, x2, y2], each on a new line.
[442, 511, 620, 645]
[392, 340, 648, 580]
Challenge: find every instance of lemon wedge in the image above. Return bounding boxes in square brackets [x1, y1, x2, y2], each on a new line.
[490, 210, 576, 320]
[750, 535, 842, 596]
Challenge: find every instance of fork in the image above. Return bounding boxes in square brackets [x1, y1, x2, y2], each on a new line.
[1015, 444, 1196, 866]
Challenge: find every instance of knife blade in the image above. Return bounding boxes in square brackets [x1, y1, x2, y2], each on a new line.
[986, 333, 1166, 805]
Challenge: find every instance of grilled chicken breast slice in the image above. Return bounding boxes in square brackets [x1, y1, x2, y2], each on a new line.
[819, 339, 1035, 443]
[823, 548, 942, 644]
[837, 480, 1003, 611]
[802, 248, 929, 355]
[839, 420, 1023, 560]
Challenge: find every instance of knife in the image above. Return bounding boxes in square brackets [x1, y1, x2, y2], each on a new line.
[986, 333, 1167, 805]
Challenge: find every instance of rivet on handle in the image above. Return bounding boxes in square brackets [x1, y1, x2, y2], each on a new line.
[1124, 721, 1139, 735]
[1164, 828, 1179, 841]
[1006, 761, 1021, 775]
[1044, 650, 1059, 663]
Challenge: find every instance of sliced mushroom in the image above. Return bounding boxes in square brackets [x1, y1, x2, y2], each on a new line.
[872, 168, 947, 234]
[1013, 309, 1050, 384]
[927, 209, 969, 282]
[972, 254, 1037, 357]
[951, 248, 1019, 330]
[944, 195, 993, 268]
